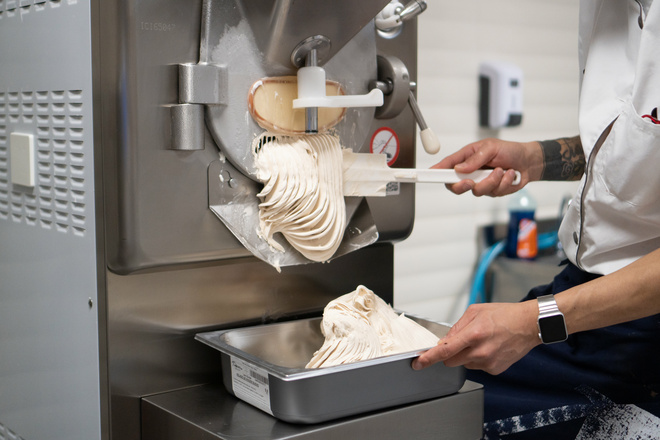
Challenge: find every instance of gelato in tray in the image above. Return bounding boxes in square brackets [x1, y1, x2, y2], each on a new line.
[196, 302, 465, 423]
[306, 285, 440, 368]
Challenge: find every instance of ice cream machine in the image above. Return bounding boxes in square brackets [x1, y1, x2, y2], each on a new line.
[0, 0, 483, 439]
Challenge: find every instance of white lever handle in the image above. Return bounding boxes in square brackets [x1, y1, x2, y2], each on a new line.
[408, 90, 441, 155]
[293, 66, 384, 109]
[419, 128, 441, 155]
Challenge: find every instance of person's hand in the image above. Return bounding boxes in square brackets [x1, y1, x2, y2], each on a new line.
[412, 301, 541, 375]
[432, 138, 543, 197]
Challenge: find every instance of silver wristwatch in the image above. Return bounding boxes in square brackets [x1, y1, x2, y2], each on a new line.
[537, 294, 568, 344]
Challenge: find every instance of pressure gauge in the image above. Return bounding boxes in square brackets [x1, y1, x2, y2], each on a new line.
[370, 127, 400, 166]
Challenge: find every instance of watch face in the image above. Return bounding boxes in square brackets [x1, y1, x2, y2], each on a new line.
[539, 314, 568, 343]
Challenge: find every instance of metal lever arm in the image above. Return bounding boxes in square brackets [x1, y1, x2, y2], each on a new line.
[408, 90, 441, 154]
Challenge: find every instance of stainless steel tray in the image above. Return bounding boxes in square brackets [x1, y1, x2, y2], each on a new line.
[196, 316, 466, 424]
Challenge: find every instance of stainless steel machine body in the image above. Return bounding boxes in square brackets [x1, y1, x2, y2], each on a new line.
[0, 1, 483, 439]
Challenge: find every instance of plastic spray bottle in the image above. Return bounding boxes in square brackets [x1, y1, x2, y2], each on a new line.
[506, 188, 538, 259]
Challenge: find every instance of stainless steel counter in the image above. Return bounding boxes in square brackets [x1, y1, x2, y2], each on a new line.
[142, 381, 484, 440]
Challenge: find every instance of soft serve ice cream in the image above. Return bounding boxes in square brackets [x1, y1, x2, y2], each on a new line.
[306, 285, 440, 368]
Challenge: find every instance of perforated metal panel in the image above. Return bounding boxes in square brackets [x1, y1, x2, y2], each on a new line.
[0, 89, 87, 236]
[0, 0, 102, 438]
[0, 421, 25, 440]
[0, 0, 66, 18]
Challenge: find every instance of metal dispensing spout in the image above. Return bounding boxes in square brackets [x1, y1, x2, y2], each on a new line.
[291, 36, 384, 134]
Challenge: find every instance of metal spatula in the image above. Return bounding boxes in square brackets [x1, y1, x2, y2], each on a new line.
[343, 150, 521, 197]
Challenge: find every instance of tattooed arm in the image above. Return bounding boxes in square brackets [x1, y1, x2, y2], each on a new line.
[539, 136, 585, 181]
[432, 135, 584, 197]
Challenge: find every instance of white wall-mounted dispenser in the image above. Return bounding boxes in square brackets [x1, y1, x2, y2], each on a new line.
[479, 61, 523, 129]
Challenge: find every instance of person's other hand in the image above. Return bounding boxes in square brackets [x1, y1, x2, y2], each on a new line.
[412, 301, 541, 375]
[432, 138, 543, 197]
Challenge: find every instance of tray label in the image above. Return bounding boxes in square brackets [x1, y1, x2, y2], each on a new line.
[230, 356, 273, 415]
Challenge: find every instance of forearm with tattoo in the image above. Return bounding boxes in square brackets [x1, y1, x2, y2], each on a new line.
[539, 136, 585, 181]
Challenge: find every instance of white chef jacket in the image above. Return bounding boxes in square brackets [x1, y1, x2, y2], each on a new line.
[558, 0, 660, 275]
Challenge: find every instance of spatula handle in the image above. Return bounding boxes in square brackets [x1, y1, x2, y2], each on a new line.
[394, 168, 521, 185]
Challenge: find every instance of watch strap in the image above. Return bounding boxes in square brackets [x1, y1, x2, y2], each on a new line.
[537, 294, 559, 314]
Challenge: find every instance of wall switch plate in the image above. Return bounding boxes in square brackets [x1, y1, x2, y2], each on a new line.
[10, 132, 35, 188]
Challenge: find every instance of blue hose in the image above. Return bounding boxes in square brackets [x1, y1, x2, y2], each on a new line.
[538, 231, 558, 250]
[468, 231, 558, 306]
[468, 240, 505, 306]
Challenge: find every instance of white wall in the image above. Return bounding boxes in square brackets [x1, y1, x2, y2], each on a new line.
[394, 0, 581, 323]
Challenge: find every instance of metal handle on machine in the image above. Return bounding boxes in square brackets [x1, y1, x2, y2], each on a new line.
[407, 88, 441, 154]
[372, 55, 441, 155]
[399, 0, 428, 22]
[376, 0, 428, 31]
